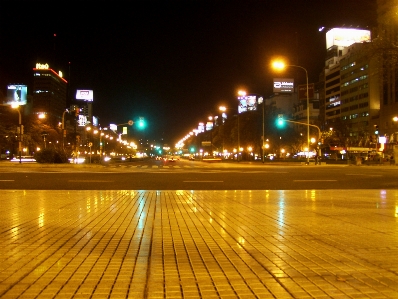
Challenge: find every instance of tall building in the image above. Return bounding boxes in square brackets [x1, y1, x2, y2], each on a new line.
[323, 28, 372, 129]
[32, 62, 67, 126]
[376, 0, 398, 149]
[339, 42, 380, 147]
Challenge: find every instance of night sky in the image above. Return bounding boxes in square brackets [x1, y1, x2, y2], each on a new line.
[0, 1, 377, 144]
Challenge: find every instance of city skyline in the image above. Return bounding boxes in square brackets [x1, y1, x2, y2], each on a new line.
[0, 1, 377, 144]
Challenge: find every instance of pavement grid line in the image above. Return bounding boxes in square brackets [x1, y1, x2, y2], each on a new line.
[0, 189, 397, 298]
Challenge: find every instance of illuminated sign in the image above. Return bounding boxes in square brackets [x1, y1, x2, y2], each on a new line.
[6, 84, 27, 105]
[34, 63, 66, 81]
[198, 122, 204, 133]
[273, 78, 294, 93]
[326, 28, 371, 49]
[238, 94, 258, 113]
[77, 115, 88, 126]
[92, 116, 98, 127]
[35, 63, 49, 69]
[76, 89, 94, 102]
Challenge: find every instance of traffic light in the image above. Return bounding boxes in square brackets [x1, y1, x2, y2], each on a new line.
[374, 125, 379, 135]
[138, 117, 146, 129]
[276, 114, 285, 127]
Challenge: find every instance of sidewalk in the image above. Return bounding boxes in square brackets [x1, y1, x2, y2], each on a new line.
[0, 189, 397, 298]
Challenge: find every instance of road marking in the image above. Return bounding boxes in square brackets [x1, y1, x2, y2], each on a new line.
[346, 174, 382, 176]
[68, 180, 114, 183]
[0, 180, 14, 182]
[294, 180, 337, 182]
[183, 181, 224, 183]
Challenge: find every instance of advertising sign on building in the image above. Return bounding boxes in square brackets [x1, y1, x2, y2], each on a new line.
[238, 94, 258, 113]
[298, 83, 314, 100]
[6, 84, 27, 105]
[326, 28, 371, 49]
[77, 115, 88, 126]
[273, 78, 294, 93]
[76, 90, 94, 102]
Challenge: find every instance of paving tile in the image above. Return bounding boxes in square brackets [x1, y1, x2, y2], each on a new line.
[0, 190, 397, 298]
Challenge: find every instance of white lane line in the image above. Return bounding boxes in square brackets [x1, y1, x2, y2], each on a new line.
[346, 174, 382, 176]
[68, 180, 114, 183]
[0, 180, 14, 182]
[183, 181, 224, 183]
[294, 180, 337, 182]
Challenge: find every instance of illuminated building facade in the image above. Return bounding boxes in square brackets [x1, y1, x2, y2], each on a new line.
[32, 63, 67, 125]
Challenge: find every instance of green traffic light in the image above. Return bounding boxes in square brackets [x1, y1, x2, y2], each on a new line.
[276, 114, 285, 127]
[138, 117, 146, 129]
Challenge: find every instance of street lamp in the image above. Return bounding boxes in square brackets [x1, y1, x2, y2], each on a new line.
[11, 104, 22, 163]
[219, 105, 240, 161]
[61, 109, 69, 151]
[208, 116, 213, 155]
[272, 60, 310, 164]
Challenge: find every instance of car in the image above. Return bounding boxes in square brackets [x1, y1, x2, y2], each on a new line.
[189, 155, 195, 161]
[169, 156, 180, 162]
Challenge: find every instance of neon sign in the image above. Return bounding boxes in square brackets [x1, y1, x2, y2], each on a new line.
[35, 63, 49, 69]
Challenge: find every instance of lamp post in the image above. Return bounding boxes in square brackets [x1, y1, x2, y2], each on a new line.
[219, 105, 240, 161]
[11, 104, 22, 164]
[61, 109, 69, 151]
[262, 97, 265, 164]
[272, 61, 310, 164]
[208, 116, 213, 156]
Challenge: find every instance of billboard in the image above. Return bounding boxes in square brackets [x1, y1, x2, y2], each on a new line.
[6, 84, 27, 105]
[298, 83, 314, 100]
[76, 90, 93, 102]
[238, 94, 258, 113]
[77, 115, 88, 126]
[326, 28, 371, 49]
[273, 78, 294, 93]
[92, 116, 98, 127]
[198, 122, 205, 133]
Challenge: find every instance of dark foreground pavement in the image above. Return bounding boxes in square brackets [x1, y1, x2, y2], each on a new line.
[0, 189, 397, 298]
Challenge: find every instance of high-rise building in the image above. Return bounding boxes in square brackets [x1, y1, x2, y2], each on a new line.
[376, 0, 398, 149]
[339, 42, 380, 147]
[32, 62, 67, 126]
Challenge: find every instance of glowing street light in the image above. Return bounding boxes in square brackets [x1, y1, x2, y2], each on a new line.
[272, 59, 310, 164]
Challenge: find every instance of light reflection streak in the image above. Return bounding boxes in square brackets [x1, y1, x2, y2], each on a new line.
[39, 212, 44, 228]
[278, 190, 285, 227]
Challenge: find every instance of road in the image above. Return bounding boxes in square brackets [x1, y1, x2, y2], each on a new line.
[0, 159, 397, 190]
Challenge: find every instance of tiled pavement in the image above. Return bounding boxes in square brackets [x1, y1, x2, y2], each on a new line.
[0, 189, 397, 298]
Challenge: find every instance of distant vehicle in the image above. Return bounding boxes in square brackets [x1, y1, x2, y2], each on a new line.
[166, 155, 180, 162]
[189, 155, 195, 161]
[10, 156, 36, 162]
